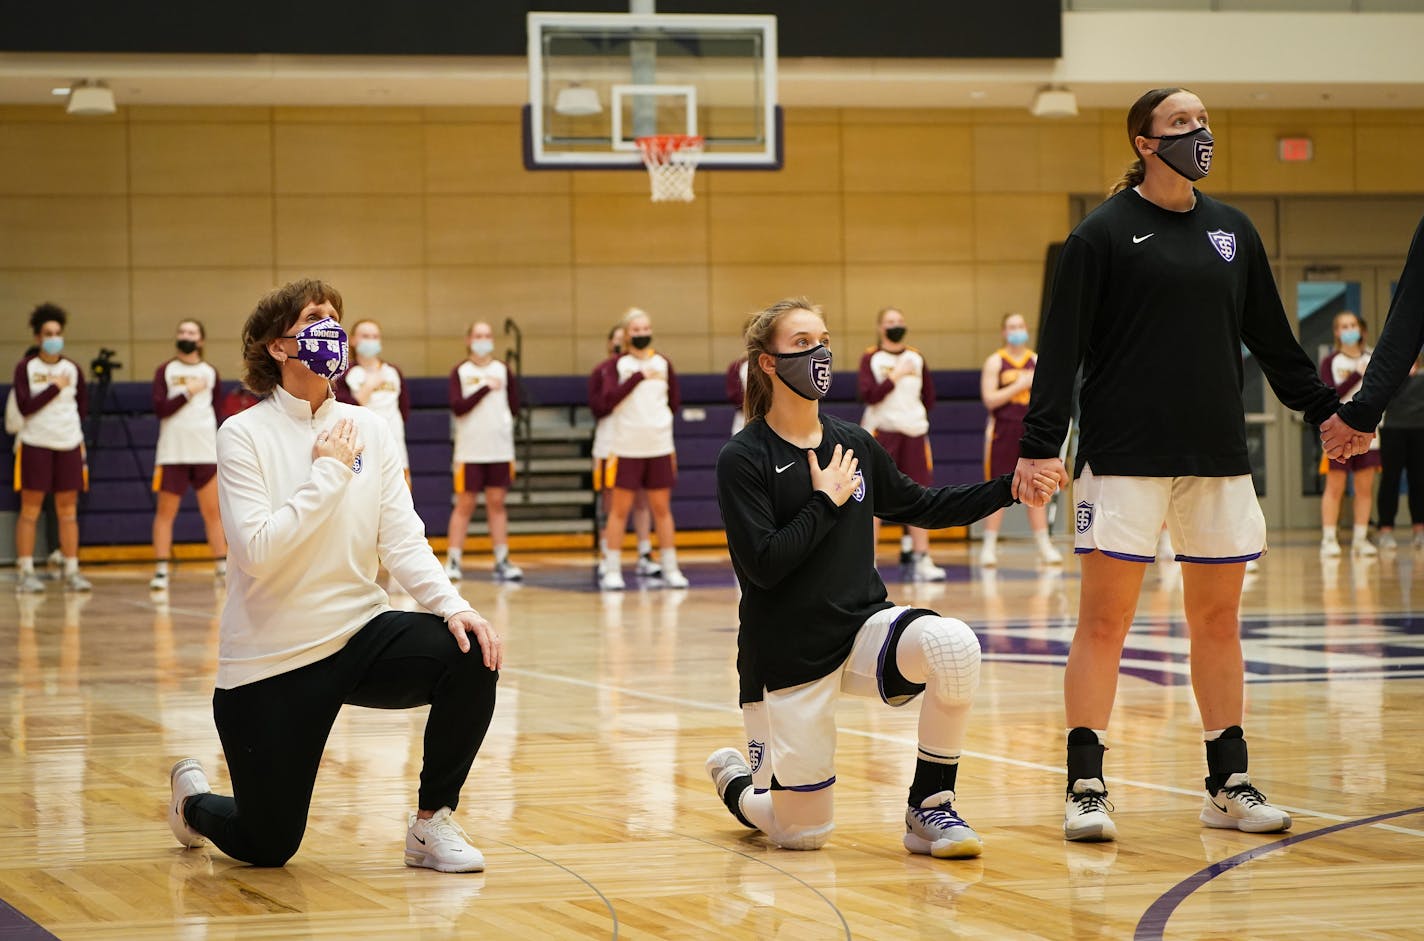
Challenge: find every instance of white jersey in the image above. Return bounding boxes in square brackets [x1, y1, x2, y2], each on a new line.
[154, 359, 219, 465]
[1324, 348, 1382, 449]
[607, 351, 675, 459]
[452, 359, 515, 464]
[861, 347, 930, 437]
[345, 362, 409, 468]
[15, 355, 84, 450]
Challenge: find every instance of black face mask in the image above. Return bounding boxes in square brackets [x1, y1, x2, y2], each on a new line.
[610, 344, 622, 356]
[176, 339, 199, 354]
[884, 326, 907, 344]
[1150, 127, 1213, 182]
[772, 344, 833, 401]
[630, 335, 653, 351]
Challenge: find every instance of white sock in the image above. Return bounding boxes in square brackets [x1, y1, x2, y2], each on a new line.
[448, 547, 463, 566]
[155, 560, 170, 576]
[637, 539, 652, 557]
[660, 547, 679, 572]
[1202, 727, 1227, 742]
[901, 534, 914, 554]
[1352, 524, 1369, 542]
[17, 556, 34, 576]
[493, 544, 508, 564]
[64, 557, 79, 576]
[603, 547, 621, 571]
[983, 531, 998, 551]
[1322, 527, 1337, 542]
[1035, 530, 1054, 550]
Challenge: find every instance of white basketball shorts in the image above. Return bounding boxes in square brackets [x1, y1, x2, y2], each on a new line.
[742, 605, 923, 793]
[1072, 463, 1266, 563]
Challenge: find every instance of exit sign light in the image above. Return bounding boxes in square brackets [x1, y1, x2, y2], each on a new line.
[1279, 137, 1313, 163]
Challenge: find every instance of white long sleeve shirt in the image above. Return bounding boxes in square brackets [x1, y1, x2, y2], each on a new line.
[215, 385, 473, 689]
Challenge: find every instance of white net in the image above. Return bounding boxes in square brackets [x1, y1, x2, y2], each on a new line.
[637, 135, 704, 203]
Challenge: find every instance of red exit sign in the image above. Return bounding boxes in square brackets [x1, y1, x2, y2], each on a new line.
[1279, 137, 1314, 162]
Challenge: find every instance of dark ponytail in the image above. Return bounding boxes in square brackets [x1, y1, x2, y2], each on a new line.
[742, 297, 821, 423]
[1110, 87, 1188, 196]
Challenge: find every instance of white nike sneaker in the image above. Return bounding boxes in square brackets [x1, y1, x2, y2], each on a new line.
[1320, 538, 1342, 558]
[599, 566, 625, 591]
[169, 758, 211, 848]
[904, 790, 983, 859]
[149, 571, 169, 592]
[913, 553, 947, 582]
[1064, 778, 1117, 843]
[1377, 530, 1397, 552]
[1199, 773, 1291, 833]
[1038, 541, 1064, 565]
[15, 572, 45, 594]
[64, 571, 92, 593]
[1352, 537, 1378, 558]
[492, 560, 523, 582]
[635, 553, 663, 577]
[444, 557, 462, 582]
[405, 807, 485, 872]
[661, 567, 689, 589]
[705, 747, 757, 829]
[978, 545, 997, 568]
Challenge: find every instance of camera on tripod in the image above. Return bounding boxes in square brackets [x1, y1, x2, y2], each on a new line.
[90, 348, 122, 381]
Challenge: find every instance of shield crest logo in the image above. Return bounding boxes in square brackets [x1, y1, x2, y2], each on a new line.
[1194, 137, 1214, 176]
[1075, 500, 1094, 535]
[1207, 229, 1236, 262]
[351, 453, 363, 475]
[747, 740, 764, 774]
[810, 357, 833, 396]
[851, 469, 866, 503]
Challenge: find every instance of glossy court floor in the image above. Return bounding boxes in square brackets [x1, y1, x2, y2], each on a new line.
[1, 533, 1421, 940]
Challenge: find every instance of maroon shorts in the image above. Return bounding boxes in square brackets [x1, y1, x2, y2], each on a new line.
[612, 454, 676, 490]
[154, 463, 217, 495]
[987, 420, 1024, 478]
[15, 444, 86, 494]
[455, 461, 513, 493]
[873, 431, 933, 487]
[1328, 449, 1383, 473]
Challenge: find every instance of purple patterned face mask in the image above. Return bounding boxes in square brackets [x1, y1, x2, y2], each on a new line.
[283, 317, 349, 380]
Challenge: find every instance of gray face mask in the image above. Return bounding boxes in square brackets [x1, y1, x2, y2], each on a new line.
[1150, 127, 1213, 182]
[773, 344, 833, 401]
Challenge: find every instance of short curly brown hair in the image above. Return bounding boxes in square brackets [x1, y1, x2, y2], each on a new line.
[241, 279, 344, 395]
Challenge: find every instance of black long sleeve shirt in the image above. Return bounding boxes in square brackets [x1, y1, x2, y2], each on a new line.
[716, 415, 1013, 702]
[1020, 188, 1339, 477]
[1339, 212, 1424, 433]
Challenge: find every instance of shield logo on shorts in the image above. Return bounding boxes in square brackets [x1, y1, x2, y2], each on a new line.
[851, 469, 866, 503]
[1075, 500, 1094, 535]
[747, 740, 764, 774]
[1207, 229, 1236, 262]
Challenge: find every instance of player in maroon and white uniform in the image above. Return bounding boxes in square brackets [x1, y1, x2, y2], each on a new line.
[1318, 311, 1379, 557]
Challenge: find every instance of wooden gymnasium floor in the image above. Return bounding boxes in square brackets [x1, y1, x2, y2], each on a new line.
[1, 533, 1422, 940]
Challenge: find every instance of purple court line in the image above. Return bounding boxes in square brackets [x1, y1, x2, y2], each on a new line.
[0, 897, 60, 940]
[1134, 805, 1424, 940]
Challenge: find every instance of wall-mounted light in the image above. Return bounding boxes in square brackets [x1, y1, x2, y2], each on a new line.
[1030, 86, 1078, 119]
[67, 80, 116, 116]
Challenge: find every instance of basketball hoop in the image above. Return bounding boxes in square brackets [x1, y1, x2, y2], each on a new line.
[636, 135, 704, 203]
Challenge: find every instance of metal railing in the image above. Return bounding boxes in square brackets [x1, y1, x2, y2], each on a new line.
[502, 317, 534, 503]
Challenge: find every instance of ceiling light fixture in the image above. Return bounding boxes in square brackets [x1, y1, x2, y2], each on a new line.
[1030, 85, 1078, 119]
[66, 79, 116, 116]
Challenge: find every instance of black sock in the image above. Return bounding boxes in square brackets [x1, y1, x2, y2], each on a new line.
[721, 774, 756, 829]
[1066, 727, 1106, 793]
[1204, 726, 1247, 793]
[908, 747, 959, 808]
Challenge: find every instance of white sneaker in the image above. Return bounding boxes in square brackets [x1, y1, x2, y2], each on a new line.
[444, 558, 462, 582]
[45, 550, 64, 580]
[904, 790, 983, 859]
[705, 747, 757, 829]
[1200, 772, 1291, 833]
[64, 572, 92, 592]
[405, 807, 485, 872]
[1377, 530, 1397, 552]
[149, 571, 169, 591]
[1320, 538, 1342, 558]
[599, 566, 625, 591]
[1038, 541, 1064, 565]
[15, 573, 45, 594]
[1353, 537, 1378, 558]
[978, 545, 997, 568]
[169, 758, 211, 848]
[913, 554, 947, 582]
[493, 560, 523, 582]
[661, 567, 689, 589]
[635, 553, 663, 577]
[1064, 778, 1117, 842]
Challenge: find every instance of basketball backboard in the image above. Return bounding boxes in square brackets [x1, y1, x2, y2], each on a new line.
[524, 12, 781, 170]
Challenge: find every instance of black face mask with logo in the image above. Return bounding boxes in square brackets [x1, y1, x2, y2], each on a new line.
[1150, 127, 1213, 182]
[772, 344, 834, 401]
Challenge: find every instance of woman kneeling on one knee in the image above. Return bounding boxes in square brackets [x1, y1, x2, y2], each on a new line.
[166, 279, 501, 872]
[706, 297, 1058, 858]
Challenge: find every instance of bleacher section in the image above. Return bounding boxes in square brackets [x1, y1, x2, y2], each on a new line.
[2, 370, 993, 546]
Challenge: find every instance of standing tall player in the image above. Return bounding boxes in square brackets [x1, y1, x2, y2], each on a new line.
[857, 307, 946, 581]
[1016, 88, 1339, 842]
[446, 321, 522, 583]
[707, 297, 1054, 858]
[1317, 311, 1378, 557]
[589, 323, 660, 580]
[337, 318, 411, 484]
[978, 313, 1063, 568]
[149, 318, 227, 591]
[12, 303, 91, 593]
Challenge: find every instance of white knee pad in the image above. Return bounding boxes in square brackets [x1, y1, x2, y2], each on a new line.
[768, 819, 834, 851]
[918, 616, 981, 705]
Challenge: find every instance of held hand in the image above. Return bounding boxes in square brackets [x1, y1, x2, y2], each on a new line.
[184, 376, 208, 396]
[51, 372, 71, 390]
[1320, 414, 1373, 461]
[1018, 370, 1036, 390]
[1012, 456, 1067, 508]
[642, 365, 665, 381]
[447, 610, 502, 670]
[313, 418, 364, 466]
[487, 375, 504, 391]
[890, 360, 916, 381]
[808, 444, 859, 507]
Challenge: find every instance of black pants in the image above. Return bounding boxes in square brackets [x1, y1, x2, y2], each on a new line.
[1377, 426, 1424, 529]
[185, 610, 498, 867]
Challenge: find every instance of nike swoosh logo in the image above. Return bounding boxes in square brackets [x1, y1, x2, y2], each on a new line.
[1133, 233, 1154, 244]
[775, 462, 795, 474]
[1210, 799, 1229, 813]
[413, 833, 426, 845]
